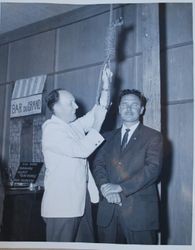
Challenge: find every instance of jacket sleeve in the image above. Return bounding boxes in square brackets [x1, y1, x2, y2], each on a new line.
[92, 142, 110, 189]
[74, 107, 95, 133]
[42, 123, 104, 159]
[120, 133, 163, 196]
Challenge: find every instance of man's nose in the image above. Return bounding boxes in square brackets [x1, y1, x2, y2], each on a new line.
[126, 105, 132, 111]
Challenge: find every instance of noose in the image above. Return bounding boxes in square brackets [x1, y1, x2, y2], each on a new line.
[95, 4, 123, 107]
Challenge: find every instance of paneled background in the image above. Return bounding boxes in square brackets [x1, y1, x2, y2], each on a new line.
[159, 3, 193, 245]
[0, 3, 193, 245]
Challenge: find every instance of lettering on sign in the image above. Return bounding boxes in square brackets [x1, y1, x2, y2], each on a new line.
[14, 162, 43, 184]
[10, 94, 42, 118]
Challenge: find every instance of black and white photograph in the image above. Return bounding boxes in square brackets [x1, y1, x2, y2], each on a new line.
[0, 0, 194, 248]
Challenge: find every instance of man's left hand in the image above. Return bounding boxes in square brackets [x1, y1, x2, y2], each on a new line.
[105, 192, 122, 206]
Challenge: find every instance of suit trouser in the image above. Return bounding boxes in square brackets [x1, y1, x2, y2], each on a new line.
[98, 204, 157, 244]
[44, 192, 94, 242]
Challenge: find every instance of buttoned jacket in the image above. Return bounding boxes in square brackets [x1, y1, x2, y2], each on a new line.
[93, 123, 163, 230]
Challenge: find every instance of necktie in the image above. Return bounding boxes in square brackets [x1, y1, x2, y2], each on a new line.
[121, 128, 130, 151]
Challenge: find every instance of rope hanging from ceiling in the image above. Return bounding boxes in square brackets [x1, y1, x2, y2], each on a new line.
[95, 4, 123, 108]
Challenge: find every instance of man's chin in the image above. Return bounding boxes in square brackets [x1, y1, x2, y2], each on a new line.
[123, 117, 135, 122]
[71, 115, 77, 122]
[123, 118, 139, 123]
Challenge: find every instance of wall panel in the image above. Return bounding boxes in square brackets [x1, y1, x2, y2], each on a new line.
[159, 3, 193, 245]
[7, 30, 56, 81]
[56, 12, 109, 71]
[161, 102, 193, 244]
[0, 45, 8, 84]
[0, 44, 8, 157]
[55, 52, 142, 112]
[163, 3, 192, 47]
[164, 44, 193, 102]
[55, 66, 101, 112]
[56, 4, 142, 72]
[1, 84, 13, 163]
[119, 4, 142, 56]
[117, 54, 142, 90]
[0, 85, 6, 156]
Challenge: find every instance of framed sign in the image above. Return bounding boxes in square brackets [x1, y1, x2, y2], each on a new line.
[14, 162, 43, 184]
[10, 94, 42, 118]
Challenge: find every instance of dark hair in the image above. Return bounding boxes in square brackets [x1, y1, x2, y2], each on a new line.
[46, 88, 62, 111]
[119, 89, 147, 107]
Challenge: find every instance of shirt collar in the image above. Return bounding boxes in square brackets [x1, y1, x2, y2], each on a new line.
[122, 121, 140, 134]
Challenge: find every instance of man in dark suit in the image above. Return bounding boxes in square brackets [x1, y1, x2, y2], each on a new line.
[93, 89, 163, 244]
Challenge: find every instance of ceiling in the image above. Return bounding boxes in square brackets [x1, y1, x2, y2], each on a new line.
[0, 2, 83, 35]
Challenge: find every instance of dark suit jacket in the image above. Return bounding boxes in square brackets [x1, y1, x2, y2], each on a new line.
[93, 123, 163, 231]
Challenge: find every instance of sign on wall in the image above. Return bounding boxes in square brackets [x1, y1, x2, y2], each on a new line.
[11, 94, 42, 118]
[10, 75, 46, 118]
[14, 162, 43, 184]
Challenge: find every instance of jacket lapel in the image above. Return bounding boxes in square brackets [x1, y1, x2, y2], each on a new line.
[107, 128, 121, 156]
[114, 128, 122, 155]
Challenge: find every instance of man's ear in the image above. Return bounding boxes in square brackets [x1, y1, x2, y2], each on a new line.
[52, 102, 58, 114]
[140, 106, 144, 115]
[118, 105, 121, 115]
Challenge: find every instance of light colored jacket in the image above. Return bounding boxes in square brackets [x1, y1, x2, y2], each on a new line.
[41, 109, 104, 218]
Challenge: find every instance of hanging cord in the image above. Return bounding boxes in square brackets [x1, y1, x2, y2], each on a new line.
[95, 4, 123, 107]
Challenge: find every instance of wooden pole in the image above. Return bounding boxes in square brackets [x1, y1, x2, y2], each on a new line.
[141, 4, 161, 131]
[141, 4, 161, 244]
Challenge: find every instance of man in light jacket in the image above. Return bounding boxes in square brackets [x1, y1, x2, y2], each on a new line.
[41, 67, 112, 242]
